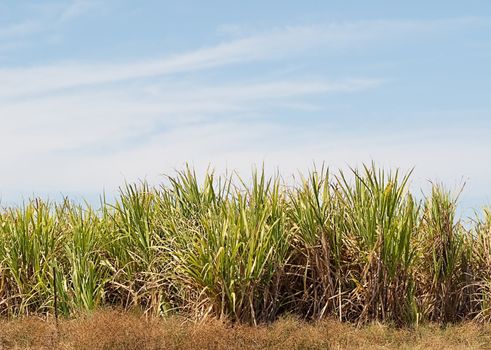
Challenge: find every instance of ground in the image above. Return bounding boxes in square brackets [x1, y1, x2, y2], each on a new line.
[1, 310, 491, 350]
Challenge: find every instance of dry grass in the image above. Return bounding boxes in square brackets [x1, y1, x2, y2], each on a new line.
[1, 310, 491, 350]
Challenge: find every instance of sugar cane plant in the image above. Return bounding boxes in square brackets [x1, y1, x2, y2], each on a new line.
[0, 164, 489, 326]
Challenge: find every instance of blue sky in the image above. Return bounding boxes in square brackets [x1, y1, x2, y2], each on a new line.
[0, 1, 490, 213]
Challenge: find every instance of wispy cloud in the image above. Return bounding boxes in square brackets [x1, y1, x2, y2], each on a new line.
[0, 0, 99, 46]
[0, 20, 41, 39]
[59, 0, 99, 22]
[1, 17, 484, 99]
[0, 16, 489, 205]
[0, 78, 381, 162]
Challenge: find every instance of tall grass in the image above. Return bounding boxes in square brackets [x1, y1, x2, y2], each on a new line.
[0, 164, 489, 326]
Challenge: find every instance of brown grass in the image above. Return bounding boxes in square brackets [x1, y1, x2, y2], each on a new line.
[1, 310, 491, 350]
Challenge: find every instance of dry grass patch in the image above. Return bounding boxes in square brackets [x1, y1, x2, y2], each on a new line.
[1, 311, 491, 349]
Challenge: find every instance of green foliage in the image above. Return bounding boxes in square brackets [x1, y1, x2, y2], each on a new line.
[0, 164, 489, 326]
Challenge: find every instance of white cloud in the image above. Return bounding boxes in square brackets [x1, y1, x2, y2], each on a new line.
[0, 20, 40, 39]
[59, 0, 99, 22]
[1, 116, 489, 209]
[0, 17, 483, 100]
[0, 17, 489, 208]
[0, 78, 381, 162]
[0, 0, 99, 47]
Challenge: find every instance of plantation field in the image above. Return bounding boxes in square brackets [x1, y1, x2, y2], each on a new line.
[0, 164, 490, 328]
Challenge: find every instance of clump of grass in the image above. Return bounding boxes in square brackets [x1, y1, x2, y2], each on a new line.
[166, 168, 290, 324]
[0, 199, 65, 316]
[470, 208, 491, 321]
[336, 165, 420, 325]
[287, 166, 343, 320]
[287, 164, 419, 325]
[417, 185, 469, 322]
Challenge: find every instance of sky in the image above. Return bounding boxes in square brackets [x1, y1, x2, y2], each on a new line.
[0, 1, 490, 214]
